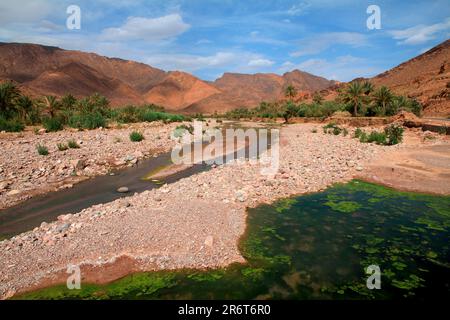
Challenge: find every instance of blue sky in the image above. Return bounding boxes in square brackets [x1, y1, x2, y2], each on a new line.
[0, 0, 449, 81]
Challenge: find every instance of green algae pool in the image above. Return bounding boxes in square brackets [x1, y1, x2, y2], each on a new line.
[18, 180, 450, 300]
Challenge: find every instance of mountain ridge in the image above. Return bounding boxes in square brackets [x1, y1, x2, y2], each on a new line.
[0, 42, 334, 113]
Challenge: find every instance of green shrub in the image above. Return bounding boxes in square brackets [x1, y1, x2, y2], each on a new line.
[384, 124, 404, 145]
[37, 144, 49, 156]
[67, 139, 80, 149]
[367, 131, 387, 145]
[43, 117, 63, 132]
[354, 128, 363, 138]
[359, 132, 368, 143]
[130, 131, 144, 142]
[0, 117, 24, 132]
[57, 143, 68, 151]
[68, 112, 106, 129]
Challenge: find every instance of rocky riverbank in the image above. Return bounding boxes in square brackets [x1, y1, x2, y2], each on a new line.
[0, 122, 179, 210]
[0, 122, 448, 299]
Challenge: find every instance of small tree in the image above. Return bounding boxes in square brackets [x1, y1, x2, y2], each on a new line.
[0, 81, 20, 119]
[284, 85, 297, 101]
[313, 93, 324, 105]
[40, 95, 61, 119]
[282, 101, 298, 123]
[341, 82, 366, 117]
[372, 86, 393, 116]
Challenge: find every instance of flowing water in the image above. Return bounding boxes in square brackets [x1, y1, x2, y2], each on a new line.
[19, 180, 450, 300]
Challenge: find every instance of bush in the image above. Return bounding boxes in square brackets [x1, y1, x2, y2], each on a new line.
[0, 117, 24, 132]
[43, 117, 63, 132]
[130, 131, 144, 142]
[57, 143, 68, 151]
[67, 139, 80, 149]
[37, 144, 49, 155]
[384, 124, 404, 145]
[354, 128, 363, 138]
[68, 112, 106, 130]
[367, 131, 387, 145]
[359, 131, 368, 143]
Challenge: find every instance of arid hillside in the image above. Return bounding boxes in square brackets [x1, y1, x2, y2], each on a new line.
[0, 42, 333, 113]
[184, 70, 334, 113]
[372, 39, 450, 117]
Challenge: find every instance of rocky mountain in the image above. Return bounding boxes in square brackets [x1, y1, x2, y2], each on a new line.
[371, 39, 450, 117]
[0, 42, 334, 113]
[186, 70, 333, 113]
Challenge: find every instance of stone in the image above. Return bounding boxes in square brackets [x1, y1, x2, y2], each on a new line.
[356, 166, 363, 171]
[70, 159, 86, 171]
[204, 235, 214, 248]
[6, 189, 20, 196]
[56, 223, 70, 233]
[117, 187, 129, 193]
[235, 190, 247, 202]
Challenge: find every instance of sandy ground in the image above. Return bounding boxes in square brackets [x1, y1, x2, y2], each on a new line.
[360, 128, 450, 194]
[0, 123, 448, 299]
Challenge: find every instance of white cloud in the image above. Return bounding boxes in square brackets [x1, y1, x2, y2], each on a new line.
[389, 18, 450, 45]
[280, 55, 381, 81]
[248, 58, 275, 67]
[145, 52, 237, 72]
[287, 2, 311, 16]
[101, 14, 190, 41]
[0, 0, 56, 26]
[290, 32, 368, 57]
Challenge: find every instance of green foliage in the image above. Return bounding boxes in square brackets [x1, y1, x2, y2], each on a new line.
[355, 125, 403, 146]
[340, 81, 367, 116]
[367, 131, 387, 145]
[68, 112, 106, 130]
[312, 92, 324, 104]
[36, 144, 49, 156]
[284, 85, 297, 100]
[67, 139, 80, 149]
[384, 124, 404, 145]
[112, 104, 183, 124]
[0, 81, 20, 119]
[130, 131, 144, 142]
[57, 143, 68, 151]
[323, 122, 348, 136]
[354, 128, 363, 138]
[43, 117, 63, 132]
[0, 117, 24, 132]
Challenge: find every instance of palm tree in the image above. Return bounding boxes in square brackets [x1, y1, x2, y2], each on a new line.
[284, 85, 297, 101]
[362, 81, 374, 96]
[15, 95, 34, 122]
[0, 81, 20, 118]
[372, 86, 393, 116]
[61, 94, 77, 111]
[341, 82, 366, 117]
[41, 95, 60, 119]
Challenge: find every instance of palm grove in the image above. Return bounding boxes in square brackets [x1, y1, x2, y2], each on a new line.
[0, 81, 186, 133]
[225, 81, 422, 121]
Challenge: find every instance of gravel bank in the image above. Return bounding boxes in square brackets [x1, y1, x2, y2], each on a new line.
[0, 122, 179, 210]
